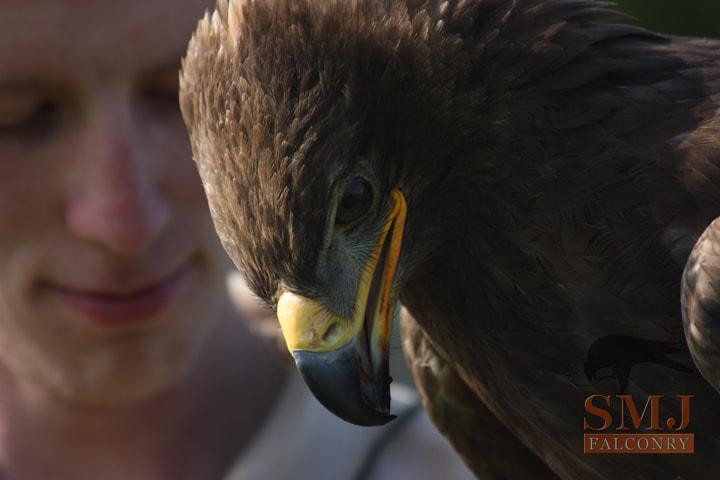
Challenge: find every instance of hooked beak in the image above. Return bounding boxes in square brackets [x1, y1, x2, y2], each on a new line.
[276, 189, 407, 426]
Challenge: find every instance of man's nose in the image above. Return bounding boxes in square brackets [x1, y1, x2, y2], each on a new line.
[65, 93, 170, 257]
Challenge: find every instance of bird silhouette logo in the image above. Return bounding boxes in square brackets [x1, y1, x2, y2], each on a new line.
[584, 335, 695, 393]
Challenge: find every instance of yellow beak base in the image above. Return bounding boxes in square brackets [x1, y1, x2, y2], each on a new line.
[274, 189, 408, 426]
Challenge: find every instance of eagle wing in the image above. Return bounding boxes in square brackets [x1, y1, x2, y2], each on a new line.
[683, 217, 720, 393]
[400, 308, 559, 479]
[678, 70, 720, 393]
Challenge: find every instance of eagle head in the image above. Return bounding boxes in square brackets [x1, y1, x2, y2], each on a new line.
[179, 0, 479, 425]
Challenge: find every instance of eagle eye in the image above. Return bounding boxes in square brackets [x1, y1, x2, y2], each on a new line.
[335, 177, 373, 227]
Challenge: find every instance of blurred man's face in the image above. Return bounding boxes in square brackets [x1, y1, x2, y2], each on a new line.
[0, 0, 221, 404]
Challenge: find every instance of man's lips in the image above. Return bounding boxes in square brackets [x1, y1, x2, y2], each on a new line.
[48, 265, 192, 327]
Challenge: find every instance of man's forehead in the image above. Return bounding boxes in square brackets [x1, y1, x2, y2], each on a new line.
[0, 0, 213, 85]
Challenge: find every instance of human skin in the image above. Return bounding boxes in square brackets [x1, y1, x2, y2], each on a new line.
[0, 1, 285, 478]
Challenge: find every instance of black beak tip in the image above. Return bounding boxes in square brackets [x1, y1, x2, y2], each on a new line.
[293, 344, 395, 427]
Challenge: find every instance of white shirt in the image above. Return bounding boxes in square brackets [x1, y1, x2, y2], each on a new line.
[223, 368, 476, 480]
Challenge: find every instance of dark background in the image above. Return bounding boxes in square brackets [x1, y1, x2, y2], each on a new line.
[615, 0, 719, 38]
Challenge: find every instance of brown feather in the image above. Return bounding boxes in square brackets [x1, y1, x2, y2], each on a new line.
[180, 1, 720, 478]
[683, 217, 720, 393]
[400, 307, 559, 479]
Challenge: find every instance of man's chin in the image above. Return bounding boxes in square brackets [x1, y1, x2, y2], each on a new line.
[45, 370, 193, 407]
[1, 324, 212, 407]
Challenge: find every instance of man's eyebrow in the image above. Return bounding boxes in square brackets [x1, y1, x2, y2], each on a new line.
[0, 61, 66, 92]
[0, 78, 55, 93]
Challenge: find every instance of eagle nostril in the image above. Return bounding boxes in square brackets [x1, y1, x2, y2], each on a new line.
[322, 322, 346, 345]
